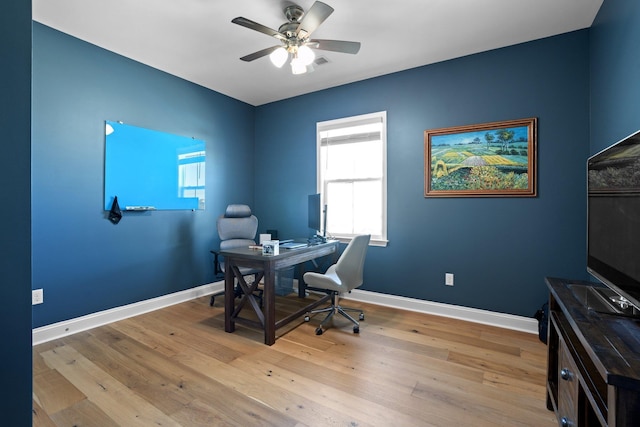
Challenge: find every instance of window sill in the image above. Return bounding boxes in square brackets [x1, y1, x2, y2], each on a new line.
[331, 236, 388, 247]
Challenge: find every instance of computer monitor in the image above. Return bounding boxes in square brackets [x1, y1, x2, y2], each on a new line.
[308, 193, 321, 232]
[308, 193, 327, 241]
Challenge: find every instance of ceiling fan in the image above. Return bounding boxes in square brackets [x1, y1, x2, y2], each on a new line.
[231, 1, 361, 75]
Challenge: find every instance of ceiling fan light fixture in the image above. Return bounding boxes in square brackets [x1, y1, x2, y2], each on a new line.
[290, 56, 307, 74]
[297, 45, 315, 66]
[269, 47, 288, 68]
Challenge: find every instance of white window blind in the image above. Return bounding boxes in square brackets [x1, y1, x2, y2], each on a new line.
[317, 111, 387, 246]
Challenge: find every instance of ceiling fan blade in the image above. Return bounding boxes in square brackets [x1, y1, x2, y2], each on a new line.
[232, 17, 287, 42]
[240, 46, 281, 62]
[309, 39, 361, 54]
[296, 1, 334, 38]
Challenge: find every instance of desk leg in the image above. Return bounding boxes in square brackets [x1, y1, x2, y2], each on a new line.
[224, 262, 235, 333]
[263, 265, 276, 345]
[297, 263, 307, 298]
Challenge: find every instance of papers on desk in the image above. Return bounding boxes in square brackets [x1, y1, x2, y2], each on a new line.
[280, 242, 307, 249]
[248, 240, 307, 252]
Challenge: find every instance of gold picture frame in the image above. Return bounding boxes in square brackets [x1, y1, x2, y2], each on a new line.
[424, 117, 537, 197]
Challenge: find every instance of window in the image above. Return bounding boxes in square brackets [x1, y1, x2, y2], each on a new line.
[178, 150, 206, 210]
[317, 111, 387, 246]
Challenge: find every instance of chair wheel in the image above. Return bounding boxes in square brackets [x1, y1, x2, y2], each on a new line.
[304, 315, 310, 322]
[353, 326, 360, 333]
[315, 327, 323, 335]
[209, 295, 215, 306]
[359, 313, 365, 320]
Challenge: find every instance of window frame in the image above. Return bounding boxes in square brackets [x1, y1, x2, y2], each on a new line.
[316, 111, 388, 247]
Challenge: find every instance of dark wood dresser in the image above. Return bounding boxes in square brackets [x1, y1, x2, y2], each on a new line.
[546, 277, 640, 426]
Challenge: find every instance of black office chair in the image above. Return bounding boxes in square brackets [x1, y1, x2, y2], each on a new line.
[209, 204, 263, 306]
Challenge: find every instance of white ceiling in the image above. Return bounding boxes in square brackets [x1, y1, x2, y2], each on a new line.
[33, 0, 603, 106]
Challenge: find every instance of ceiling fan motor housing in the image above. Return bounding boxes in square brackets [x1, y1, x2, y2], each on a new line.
[280, 5, 305, 39]
[284, 5, 304, 23]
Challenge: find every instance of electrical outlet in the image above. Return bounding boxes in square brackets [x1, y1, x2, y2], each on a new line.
[32, 289, 44, 305]
[445, 273, 454, 286]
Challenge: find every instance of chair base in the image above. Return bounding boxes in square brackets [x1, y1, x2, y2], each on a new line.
[304, 292, 364, 335]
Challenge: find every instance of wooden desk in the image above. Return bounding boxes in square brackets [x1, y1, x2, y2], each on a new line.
[222, 240, 339, 345]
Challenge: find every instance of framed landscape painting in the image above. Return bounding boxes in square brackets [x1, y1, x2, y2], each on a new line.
[424, 117, 537, 197]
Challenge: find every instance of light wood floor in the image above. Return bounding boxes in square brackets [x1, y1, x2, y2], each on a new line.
[33, 293, 556, 426]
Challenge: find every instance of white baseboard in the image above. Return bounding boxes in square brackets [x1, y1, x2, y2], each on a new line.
[32, 281, 538, 346]
[32, 281, 224, 346]
[342, 289, 539, 334]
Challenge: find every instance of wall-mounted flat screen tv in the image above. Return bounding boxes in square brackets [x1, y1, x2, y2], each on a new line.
[587, 129, 640, 310]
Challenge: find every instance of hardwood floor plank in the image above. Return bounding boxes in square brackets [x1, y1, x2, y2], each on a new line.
[269, 349, 452, 426]
[33, 347, 56, 377]
[32, 368, 86, 414]
[482, 371, 547, 400]
[135, 303, 265, 355]
[169, 397, 260, 427]
[171, 347, 356, 426]
[447, 349, 544, 384]
[49, 398, 120, 427]
[277, 330, 485, 389]
[411, 379, 533, 427]
[40, 344, 182, 427]
[115, 310, 245, 363]
[91, 325, 301, 426]
[33, 296, 555, 427]
[230, 350, 433, 426]
[63, 328, 195, 415]
[32, 399, 57, 427]
[369, 319, 522, 360]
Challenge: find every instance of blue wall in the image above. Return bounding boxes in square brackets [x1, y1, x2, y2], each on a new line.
[255, 31, 591, 317]
[590, 0, 640, 153]
[1, 1, 32, 424]
[31, 23, 255, 328]
[16, 0, 640, 421]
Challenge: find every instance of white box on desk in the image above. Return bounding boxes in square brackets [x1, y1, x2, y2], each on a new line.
[259, 233, 271, 244]
[262, 240, 279, 256]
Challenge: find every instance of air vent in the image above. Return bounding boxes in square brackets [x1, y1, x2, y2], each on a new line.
[314, 56, 329, 66]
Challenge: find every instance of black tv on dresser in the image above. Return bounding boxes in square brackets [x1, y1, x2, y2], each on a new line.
[587, 129, 640, 312]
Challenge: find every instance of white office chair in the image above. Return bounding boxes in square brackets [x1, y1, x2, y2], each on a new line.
[303, 234, 370, 335]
